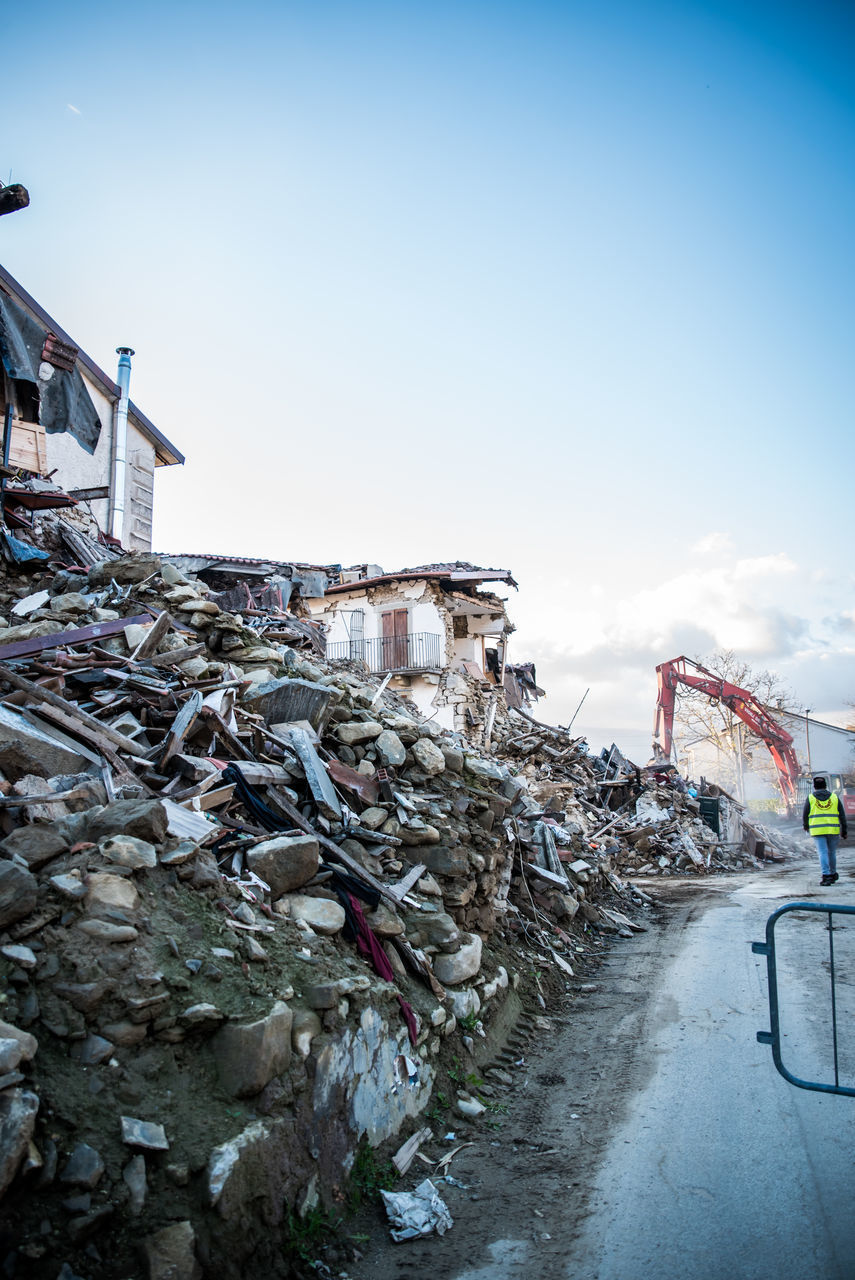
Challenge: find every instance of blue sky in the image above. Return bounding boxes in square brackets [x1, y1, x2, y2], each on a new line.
[3, 0, 854, 751]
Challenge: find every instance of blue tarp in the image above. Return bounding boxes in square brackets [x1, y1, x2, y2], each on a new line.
[1, 530, 50, 566]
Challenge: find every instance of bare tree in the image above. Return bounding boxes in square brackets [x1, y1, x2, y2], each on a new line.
[672, 649, 800, 802]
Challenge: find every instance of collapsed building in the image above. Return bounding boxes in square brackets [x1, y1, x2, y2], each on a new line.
[164, 556, 543, 743]
[0, 266, 796, 1275]
[0, 519, 799, 1279]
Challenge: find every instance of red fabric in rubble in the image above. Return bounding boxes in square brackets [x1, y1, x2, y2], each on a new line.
[347, 893, 418, 1045]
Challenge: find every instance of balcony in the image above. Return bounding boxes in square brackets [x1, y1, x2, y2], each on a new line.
[324, 631, 444, 675]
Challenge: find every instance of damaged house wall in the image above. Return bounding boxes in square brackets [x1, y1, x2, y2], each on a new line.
[310, 577, 452, 727]
[309, 566, 519, 744]
[0, 264, 184, 553]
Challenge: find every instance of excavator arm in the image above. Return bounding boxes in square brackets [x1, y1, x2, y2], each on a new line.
[654, 656, 800, 804]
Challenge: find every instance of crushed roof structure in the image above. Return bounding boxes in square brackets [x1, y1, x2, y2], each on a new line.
[328, 562, 517, 595]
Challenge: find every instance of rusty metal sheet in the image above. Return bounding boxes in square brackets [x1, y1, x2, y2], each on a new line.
[326, 758, 380, 805]
[0, 613, 153, 661]
[3, 488, 78, 510]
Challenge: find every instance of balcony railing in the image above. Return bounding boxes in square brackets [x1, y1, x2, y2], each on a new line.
[324, 631, 443, 674]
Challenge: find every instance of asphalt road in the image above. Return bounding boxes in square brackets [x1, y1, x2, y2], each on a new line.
[349, 844, 855, 1280]
[565, 852, 855, 1280]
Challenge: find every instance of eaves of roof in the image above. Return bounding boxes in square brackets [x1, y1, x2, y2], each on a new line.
[326, 568, 515, 595]
[442, 590, 506, 617]
[162, 552, 337, 574]
[0, 262, 184, 467]
[777, 709, 855, 737]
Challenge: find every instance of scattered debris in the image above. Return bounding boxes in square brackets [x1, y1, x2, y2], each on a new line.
[380, 1177, 454, 1241]
[0, 536, 805, 1278]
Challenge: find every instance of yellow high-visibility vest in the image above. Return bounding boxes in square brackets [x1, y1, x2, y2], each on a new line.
[808, 793, 842, 837]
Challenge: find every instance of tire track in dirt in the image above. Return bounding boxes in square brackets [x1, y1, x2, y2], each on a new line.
[345, 885, 710, 1280]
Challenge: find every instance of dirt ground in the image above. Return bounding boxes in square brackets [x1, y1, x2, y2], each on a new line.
[332, 878, 710, 1280]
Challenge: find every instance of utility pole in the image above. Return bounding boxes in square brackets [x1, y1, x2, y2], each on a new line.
[805, 709, 812, 776]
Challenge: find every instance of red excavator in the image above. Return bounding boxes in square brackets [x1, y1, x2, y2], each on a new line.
[653, 655, 800, 806]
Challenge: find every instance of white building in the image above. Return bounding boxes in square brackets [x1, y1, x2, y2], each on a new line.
[0, 264, 183, 551]
[776, 710, 855, 783]
[307, 563, 518, 736]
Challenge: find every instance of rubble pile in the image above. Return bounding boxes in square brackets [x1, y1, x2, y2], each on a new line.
[0, 550, 784, 1277]
[494, 716, 768, 879]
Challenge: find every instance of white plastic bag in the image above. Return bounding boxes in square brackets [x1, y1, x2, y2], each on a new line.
[381, 1178, 454, 1242]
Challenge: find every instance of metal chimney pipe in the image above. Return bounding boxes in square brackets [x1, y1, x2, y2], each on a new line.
[110, 346, 135, 544]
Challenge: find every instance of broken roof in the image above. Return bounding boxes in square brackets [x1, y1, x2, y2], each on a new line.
[0, 263, 184, 467]
[163, 552, 338, 578]
[442, 590, 507, 618]
[328, 563, 517, 595]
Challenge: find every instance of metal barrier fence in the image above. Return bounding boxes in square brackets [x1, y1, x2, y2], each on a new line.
[324, 631, 443, 674]
[753, 901, 855, 1097]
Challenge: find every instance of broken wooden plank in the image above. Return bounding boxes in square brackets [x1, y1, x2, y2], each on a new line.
[345, 823, 402, 847]
[0, 664, 149, 756]
[392, 1127, 433, 1176]
[600, 906, 647, 933]
[389, 935, 446, 998]
[199, 706, 255, 760]
[385, 862, 427, 903]
[243, 777, 402, 908]
[195, 784, 236, 812]
[129, 610, 174, 662]
[169, 769, 226, 802]
[66, 485, 110, 502]
[222, 919, 275, 934]
[10, 773, 78, 822]
[173, 754, 222, 782]
[90, 746, 155, 797]
[549, 946, 575, 977]
[0, 786, 93, 808]
[29, 703, 153, 770]
[100, 668, 173, 696]
[0, 614, 153, 661]
[434, 1142, 475, 1173]
[588, 814, 625, 841]
[145, 643, 208, 669]
[159, 690, 204, 768]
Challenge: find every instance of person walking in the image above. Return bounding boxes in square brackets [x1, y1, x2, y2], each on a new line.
[803, 776, 848, 886]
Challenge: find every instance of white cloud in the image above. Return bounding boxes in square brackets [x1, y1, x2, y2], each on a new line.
[732, 552, 797, 580]
[691, 531, 733, 555]
[66, 103, 81, 115]
[517, 541, 849, 735]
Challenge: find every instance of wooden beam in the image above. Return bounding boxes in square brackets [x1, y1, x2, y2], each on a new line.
[146, 643, 207, 669]
[129, 610, 174, 662]
[385, 862, 427, 902]
[159, 690, 203, 768]
[0, 614, 153, 661]
[28, 703, 150, 768]
[67, 486, 110, 502]
[0, 663, 148, 756]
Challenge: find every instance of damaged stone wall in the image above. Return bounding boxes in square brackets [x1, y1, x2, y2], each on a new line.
[314, 577, 514, 744]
